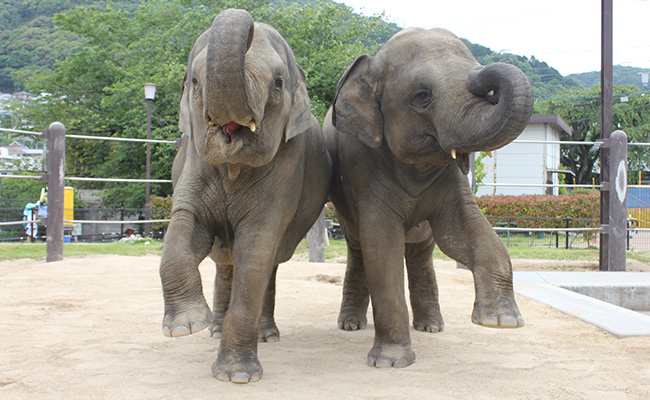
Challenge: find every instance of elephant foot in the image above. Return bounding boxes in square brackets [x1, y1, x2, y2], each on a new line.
[471, 294, 525, 328]
[258, 320, 280, 342]
[211, 322, 279, 342]
[413, 315, 444, 333]
[209, 320, 223, 338]
[212, 350, 263, 384]
[162, 299, 213, 337]
[337, 311, 367, 331]
[367, 343, 415, 368]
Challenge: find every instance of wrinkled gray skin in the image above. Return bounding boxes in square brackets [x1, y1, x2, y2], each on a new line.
[324, 28, 533, 368]
[160, 9, 331, 384]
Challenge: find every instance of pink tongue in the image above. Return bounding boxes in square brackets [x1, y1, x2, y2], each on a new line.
[224, 121, 241, 136]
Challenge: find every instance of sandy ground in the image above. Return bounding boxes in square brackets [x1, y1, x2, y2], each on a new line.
[1, 255, 649, 400]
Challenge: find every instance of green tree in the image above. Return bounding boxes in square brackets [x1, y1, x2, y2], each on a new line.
[537, 85, 650, 184]
[17, 0, 227, 204]
[261, 1, 398, 121]
[16, 0, 395, 206]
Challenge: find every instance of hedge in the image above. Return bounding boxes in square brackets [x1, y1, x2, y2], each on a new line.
[151, 193, 600, 230]
[476, 193, 599, 229]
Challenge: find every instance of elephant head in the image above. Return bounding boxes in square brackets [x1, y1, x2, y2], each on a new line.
[178, 9, 312, 168]
[332, 28, 534, 173]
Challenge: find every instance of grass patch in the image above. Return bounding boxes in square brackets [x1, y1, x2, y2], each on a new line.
[2, 238, 649, 267]
[0, 240, 163, 261]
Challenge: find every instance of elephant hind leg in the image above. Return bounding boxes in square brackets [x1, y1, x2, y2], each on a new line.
[258, 265, 280, 342]
[210, 263, 233, 338]
[337, 244, 369, 331]
[405, 236, 444, 333]
[210, 263, 280, 342]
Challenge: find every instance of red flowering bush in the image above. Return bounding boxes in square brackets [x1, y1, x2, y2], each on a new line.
[476, 193, 599, 229]
[151, 196, 173, 229]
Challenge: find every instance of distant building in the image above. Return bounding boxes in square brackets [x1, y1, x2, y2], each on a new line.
[0, 140, 44, 172]
[476, 114, 573, 196]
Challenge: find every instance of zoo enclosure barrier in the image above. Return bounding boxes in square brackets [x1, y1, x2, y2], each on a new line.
[476, 131, 635, 270]
[1, 123, 177, 261]
[1, 123, 330, 262]
[0, 201, 171, 243]
[0, 125, 640, 266]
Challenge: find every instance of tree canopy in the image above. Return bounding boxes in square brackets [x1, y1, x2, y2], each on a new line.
[536, 85, 650, 184]
[12, 0, 396, 204]
[5, 0, 650, 203]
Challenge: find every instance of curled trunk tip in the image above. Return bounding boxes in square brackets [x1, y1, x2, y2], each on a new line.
[463, 62, 534, 151]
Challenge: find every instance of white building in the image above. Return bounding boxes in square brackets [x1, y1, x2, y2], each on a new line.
[0, 140, 44, 172]
[476, 114, 572, 196]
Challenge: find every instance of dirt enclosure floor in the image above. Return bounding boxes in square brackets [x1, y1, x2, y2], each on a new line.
[1, 255, 649, 400]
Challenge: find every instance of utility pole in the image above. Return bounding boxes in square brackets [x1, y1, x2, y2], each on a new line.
[599, 0, 627, 271]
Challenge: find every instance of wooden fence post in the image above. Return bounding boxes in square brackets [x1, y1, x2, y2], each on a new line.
[308, 206, 327, 263]
[600, 130, 628, 271]
[45, 122, 65, 262]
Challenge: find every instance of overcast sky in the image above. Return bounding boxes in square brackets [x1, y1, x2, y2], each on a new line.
[341, 0, 650, 77]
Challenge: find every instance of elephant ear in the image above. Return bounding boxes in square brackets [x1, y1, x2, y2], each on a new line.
[284, 66, 313, 142]
[332, 55, 383, 148]
[178, 29, 209, 140]
[178, 74, 192, 139]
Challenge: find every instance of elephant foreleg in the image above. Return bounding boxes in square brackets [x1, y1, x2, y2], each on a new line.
[405, 235, 444, 333]
[429, 171, 524, 328]
[160, 212, 214, 337]
[358, 213, 414, 369]
[212, 227, 281, 383]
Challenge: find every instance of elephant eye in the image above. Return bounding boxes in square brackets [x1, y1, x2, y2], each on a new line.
[411, 87, 433, 109]
[274, 76, 283, 90]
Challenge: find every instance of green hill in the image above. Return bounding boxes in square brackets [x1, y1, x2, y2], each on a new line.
[0, 0, 144, 93]
[569, 66, 649, 90]
[0, 0, 642, 100]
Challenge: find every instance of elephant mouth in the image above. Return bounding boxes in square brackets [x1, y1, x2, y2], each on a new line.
[206, 118, 257, 144]
[222, 121, 241, 143]
[451, 150, 470, 175]
[424, 127, 471, 175]
[220, 120, 257, 143]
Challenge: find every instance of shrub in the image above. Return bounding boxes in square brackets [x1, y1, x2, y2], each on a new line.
[476, 193, 599, 229]
[151, 196, 172, 229]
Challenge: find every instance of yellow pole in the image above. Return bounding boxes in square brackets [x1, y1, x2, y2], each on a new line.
[640, 170, 643, 185]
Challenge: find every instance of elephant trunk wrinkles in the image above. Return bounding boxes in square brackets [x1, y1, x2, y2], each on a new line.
[206, 9, 256, 127]
[460, 62, 533, 152]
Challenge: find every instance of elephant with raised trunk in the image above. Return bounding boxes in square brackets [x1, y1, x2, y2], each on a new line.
[160, 9, 331, 383]
[324, 28, 533, 368]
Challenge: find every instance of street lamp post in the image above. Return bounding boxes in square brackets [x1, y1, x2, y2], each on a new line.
[143, 83, 157, 238]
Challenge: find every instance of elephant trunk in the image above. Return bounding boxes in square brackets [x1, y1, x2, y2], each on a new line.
[454, 62, 533, 152]
[205, 9, 255, 127]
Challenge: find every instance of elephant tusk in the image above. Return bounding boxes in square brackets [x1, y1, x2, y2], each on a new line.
[248, 121, 256, 132]
[486, 151, 493, 158]
[451, 149, 457, 160]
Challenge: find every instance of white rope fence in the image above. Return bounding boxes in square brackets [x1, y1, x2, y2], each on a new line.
[64, 219, 170, 224]
[66, 177, 173, 183]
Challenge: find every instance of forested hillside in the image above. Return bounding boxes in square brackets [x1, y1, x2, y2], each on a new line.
[2, 0, 600, 99]
[569, 66, 649, 90]
[3, 0, 648, 203]
[0, 0, 146, 93]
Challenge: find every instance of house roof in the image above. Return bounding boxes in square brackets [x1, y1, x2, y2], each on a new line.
[529, 114, 572, 137]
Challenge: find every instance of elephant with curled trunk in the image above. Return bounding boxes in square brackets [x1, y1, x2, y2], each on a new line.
[160, 9, 331, 383]
[324, 28, 533, 368]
